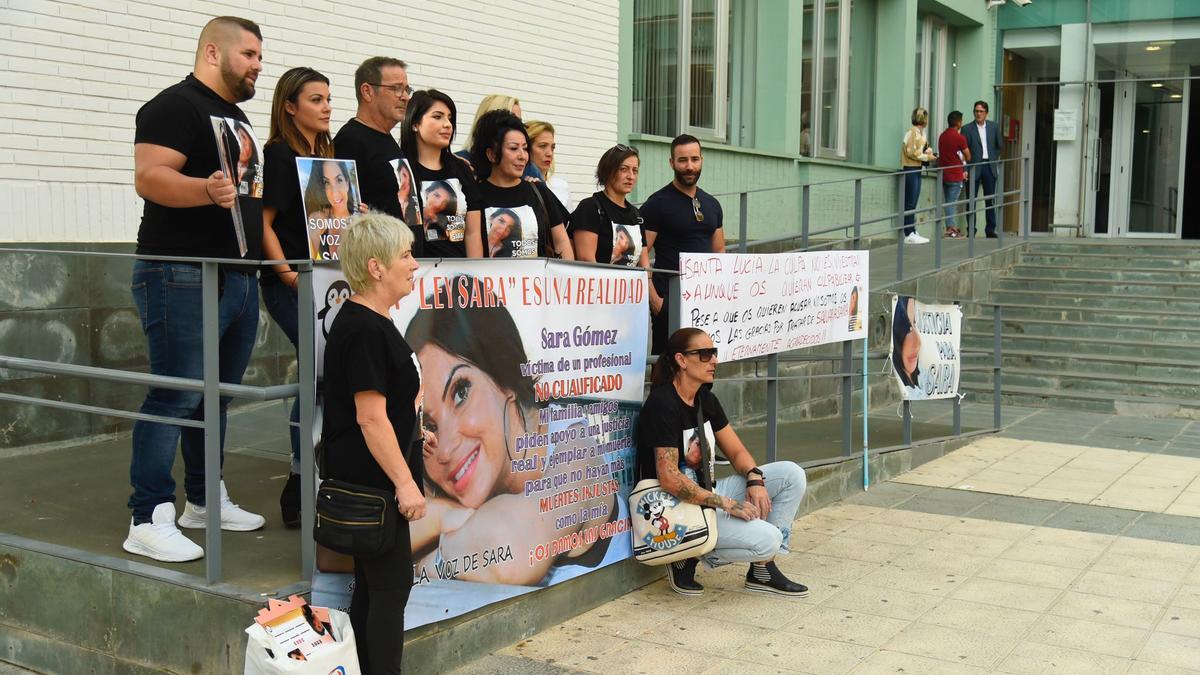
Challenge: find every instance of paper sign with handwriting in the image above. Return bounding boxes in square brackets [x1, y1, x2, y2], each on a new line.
[679, 251, 869, 361]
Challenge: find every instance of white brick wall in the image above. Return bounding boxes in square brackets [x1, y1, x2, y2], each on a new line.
[0, 0, 620, 243]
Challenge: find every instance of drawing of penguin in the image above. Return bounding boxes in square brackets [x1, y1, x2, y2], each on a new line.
[318, 280, 352, 338]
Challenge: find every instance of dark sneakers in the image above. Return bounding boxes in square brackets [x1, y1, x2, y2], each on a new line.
[280, 473, 301, 529]
[665, 558, 704, 596]
[745, 561, 809, 597]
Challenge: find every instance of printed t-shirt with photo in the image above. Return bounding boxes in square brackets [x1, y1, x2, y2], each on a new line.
[571, 192, 645, 267]
[409, 156, 481, 258]
[260, 141, 306, 285]
[636, 384, 729, 487]
[134, 74, 263, 260]
[476, 180, 568, 259]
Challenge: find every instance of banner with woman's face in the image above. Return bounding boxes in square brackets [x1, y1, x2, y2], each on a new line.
[311, 259, 648, 628]
[889, 295, 962, 400]
[297, 158, 361, 261]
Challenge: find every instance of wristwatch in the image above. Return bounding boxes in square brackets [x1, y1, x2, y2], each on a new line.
[747, 466, 764, 480]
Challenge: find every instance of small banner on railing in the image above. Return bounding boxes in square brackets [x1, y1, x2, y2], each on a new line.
[889, 296, 962, 400]
[678, 251, 869, 361]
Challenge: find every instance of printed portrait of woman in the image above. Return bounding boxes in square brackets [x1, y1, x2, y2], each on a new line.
[847, 286, 862, 332]
[891, 296, 924, 398]
[485, 207, 522, 258]
[422, 180, 464, 242]
[303, 160, 360, 260]
[404, 275, 626, 586]
[394, 159, 422, 227]
[234, 121, 261, 196]
[610, 224, 638, 267]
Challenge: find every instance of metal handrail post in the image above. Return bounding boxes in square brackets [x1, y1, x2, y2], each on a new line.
[997, 162, 1006, 247]
[1023, 155, 1032, 240]
[841, 341, 852, 456]
[201, 261, 222, 584]
[953, 395, 962, 435]
[896, 172, 905, 281]
[968, 171, 977, 258]
[297, 265, 316, 580]
[902, 400, 912, 446]
[993, 304, 1003, 429]
[853, 179, 862, 247]
[668, 274, 681, 335]
[738, 192, 749, 252]
[801, 184, 811, 250]
[933, 169, 943, 270]
[766, 353, 778, 463]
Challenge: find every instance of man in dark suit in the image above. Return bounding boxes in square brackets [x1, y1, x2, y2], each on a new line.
[964, 100, 1004, 238]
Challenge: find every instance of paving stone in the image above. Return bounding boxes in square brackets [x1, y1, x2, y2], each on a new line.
[996, 641, 1131, 674]
[883, 622, 1017, 669]
[895, 488, 995, 517]
[964, 494, 1062, 525]
[1041, 503, 1141, 536]
[1125, 513, 1200, 546]
[1049, 591, 1164, 630]
[844, 482, 928, 508]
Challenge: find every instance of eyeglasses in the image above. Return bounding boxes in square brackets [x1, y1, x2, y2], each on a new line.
[682, 347, 718, 362]
[692, 197, 703, 222]
[371, 82, 414, 98]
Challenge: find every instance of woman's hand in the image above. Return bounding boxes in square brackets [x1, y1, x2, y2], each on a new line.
[359, 202, 370, 214]
[396, 480, 427, 521]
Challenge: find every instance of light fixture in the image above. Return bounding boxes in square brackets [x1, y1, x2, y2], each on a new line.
[986, 0, 1005, 8]
[1171, 93, 1183, 99]
[1151, 82, 1164, 88]
[1145, 45, 1162, 52]
[1142, 129, 1151, 134]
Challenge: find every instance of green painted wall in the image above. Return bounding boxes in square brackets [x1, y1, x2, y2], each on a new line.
[998, 0, 1200, 30]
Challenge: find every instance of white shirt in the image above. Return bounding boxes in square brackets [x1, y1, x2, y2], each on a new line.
[546, 175, 572, 211]
[976, 122, 989, 160]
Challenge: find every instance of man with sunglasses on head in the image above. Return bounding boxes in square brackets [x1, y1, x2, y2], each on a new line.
[638, 327, 808, 597]
[641, 135, 726, 355]
[334, 56, 422, 252]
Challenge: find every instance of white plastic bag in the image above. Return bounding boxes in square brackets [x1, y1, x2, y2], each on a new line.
[244, 608, 360, 675]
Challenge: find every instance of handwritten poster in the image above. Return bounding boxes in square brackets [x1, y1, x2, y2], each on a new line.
[679, 251, 869, 361]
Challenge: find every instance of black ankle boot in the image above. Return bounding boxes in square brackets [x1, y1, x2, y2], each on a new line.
[665, 558, 704, 596]
[280, 473, 301, 529]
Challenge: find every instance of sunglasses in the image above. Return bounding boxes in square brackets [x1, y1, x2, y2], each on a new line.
[682, 347, 718, 362]
[692, 197, 703, 222]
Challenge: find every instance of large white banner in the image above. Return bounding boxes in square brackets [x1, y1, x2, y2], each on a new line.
[678, 251, 869, 361]
[889, 296, 962, 400]
[310, 259, 647, 629]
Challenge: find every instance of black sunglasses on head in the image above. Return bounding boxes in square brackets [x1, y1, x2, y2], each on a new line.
[682, 347, 718, 362]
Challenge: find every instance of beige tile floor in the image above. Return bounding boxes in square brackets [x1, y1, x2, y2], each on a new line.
[452, 437, 1200, 674]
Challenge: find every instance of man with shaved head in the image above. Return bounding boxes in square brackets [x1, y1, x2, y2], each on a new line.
[127, 16, 267, 563]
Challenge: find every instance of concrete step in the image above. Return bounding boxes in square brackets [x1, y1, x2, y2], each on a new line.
[1028, 242, 1200, 257]
[962, 330, 1200, 362]
[962, 385, 1200, 418]
[1009, 264, 1200, 283]
[993, 349, 1200, 382]
[993, 276, 1200, 298]
[960, 368, 1200, 400]
[988, 289, 1200, 312]
[1019, 253, 1200, 270]
[962, 316, 1200, 345]
[966, 303, 1200, 329]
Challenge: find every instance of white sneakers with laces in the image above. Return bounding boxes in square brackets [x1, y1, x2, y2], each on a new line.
[904, 232, 930, 245]
[177, 480, 266, 532]
[122, 502, 203, 562]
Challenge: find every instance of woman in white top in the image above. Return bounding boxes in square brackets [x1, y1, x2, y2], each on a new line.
[525, 120, 571, 209]
[900, 107, 936, 245]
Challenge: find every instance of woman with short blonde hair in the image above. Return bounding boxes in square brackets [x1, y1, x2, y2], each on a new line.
[900, 106, 936, 245]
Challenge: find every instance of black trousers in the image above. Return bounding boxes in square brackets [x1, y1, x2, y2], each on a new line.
[350, 523, 412, 674]
[651, 276, 670, 356]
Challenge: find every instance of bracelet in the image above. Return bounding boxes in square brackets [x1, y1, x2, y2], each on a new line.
[204, 181, 218, 205]
[746, 479, 766, 488]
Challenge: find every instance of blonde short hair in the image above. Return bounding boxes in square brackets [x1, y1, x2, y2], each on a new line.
[911, 107, 929, 127]
[340, 212, 414, 294]
[465, 94, 521, 149]
[524, 119, 556, 178]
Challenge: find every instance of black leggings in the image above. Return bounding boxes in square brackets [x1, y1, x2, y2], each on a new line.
[350, 524, 412, 674]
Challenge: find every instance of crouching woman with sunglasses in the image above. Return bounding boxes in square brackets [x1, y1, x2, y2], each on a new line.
[636, 328, 810, 597]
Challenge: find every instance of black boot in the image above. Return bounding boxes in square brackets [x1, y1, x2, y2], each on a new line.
[280, 473, 301, 529]
[665, 558, 704, 596]
[745, 561, 808, 597]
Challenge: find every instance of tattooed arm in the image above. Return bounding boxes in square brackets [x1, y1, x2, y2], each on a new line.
[654, 447, 760, 521]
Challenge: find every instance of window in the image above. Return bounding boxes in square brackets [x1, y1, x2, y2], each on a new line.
[633, 0, 730, 140]
[801, 0, 851, 158]
[915, 16, 955, 135]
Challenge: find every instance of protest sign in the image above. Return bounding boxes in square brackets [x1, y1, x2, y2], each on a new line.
[678, 251, 869, 361]
[310, 259, 647, 628]
[296, 158, 362, 261]
[889, 296, 962, 400]
[210, 116, 262, 257]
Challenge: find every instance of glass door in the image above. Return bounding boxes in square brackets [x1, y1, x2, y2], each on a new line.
[1110, 79, 1187, 238]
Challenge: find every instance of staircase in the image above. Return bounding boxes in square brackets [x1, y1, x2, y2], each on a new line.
[961, 240, 1200, 418]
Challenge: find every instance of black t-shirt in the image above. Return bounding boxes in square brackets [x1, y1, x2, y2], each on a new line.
[321, 301, 423, 492]
[134, 74, 263, 260]
[641, 183, 723, 278]
[261, 141, 307, 284]
[333, 119, 422, 255]
[408, 154, 482, 258]
[572, 192, 645, 267]
[636, 384, 729, 487]
[476, 179, 567, 258]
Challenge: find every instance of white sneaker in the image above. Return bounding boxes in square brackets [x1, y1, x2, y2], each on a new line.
[123, 503, 204, 562]
[904, 232, 930, 244]
[177, 481, 266, 532]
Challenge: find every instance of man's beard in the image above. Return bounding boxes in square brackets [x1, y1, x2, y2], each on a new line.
[674, 167, 700, 186]
[220, 60, 255, 102]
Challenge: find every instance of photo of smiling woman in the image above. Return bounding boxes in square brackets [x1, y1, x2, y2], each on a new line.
[403, 275, 628, 587]
[891, 295, 926, 400]
[301, 159, 361, 260]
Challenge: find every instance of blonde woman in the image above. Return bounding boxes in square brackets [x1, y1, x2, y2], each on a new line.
[456, 93, 544, 180]
[900, 107, 936, 245]
[526, 120, 571, 208]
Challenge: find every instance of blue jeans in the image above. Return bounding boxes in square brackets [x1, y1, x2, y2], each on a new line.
[969, 166, 998, 234]
[903, 167, 922, 236]
[703, 461, 807, 567]
[129, 262, 259, 523]
[943, 181, 963, 231]
[261, 281, 301, 472]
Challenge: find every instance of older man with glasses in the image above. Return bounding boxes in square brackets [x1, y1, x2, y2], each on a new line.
[964, 100, 1003, 238]
[334, 56, 421, 252]
[641, 134, 726, 355]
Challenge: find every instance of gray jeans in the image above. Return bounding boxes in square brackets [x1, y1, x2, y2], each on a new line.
[702, 461, 807, 567]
